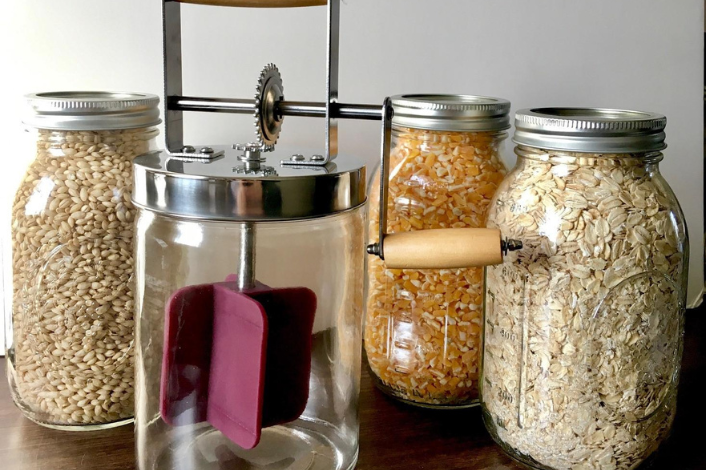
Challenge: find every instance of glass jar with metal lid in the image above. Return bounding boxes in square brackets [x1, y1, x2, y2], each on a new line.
[482, 108, 688, 470]
[5, 91, 160, 429]
[132, 146, 366, 470]
[364, 94, 510, 408]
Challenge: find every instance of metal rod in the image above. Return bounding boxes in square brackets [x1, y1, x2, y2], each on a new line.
[170, 96, 383, 120]
[238, 222, 256, 291]
[277, 100, 322, 117]
[334, 103, 384, 120]
[279, 101, 383, 120]
[170, 96, 257, 113]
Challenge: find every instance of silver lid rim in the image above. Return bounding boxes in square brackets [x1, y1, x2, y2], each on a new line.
[390, 94, 511, 132]
[24, 91, 162, 131]
[131, 198, 368, 223]
[513, 107, 667, 153]
[132, 147, 367, 221]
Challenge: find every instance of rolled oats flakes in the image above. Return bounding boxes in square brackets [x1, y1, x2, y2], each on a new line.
[365, 127, 506, 406]
[483, 148, 686, 469]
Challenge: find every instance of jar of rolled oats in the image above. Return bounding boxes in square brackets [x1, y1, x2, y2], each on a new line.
[5, 92, 160, 429]
[482, 108, 688, 470]
[365, 94, 510, 408]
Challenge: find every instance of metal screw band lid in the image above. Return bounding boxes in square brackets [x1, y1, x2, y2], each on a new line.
[513, 108, 667, 153]
[24, 91, 161, 131]
[390, 94, 511, 132]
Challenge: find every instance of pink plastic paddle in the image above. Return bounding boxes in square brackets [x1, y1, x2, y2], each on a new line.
[160, 278, 316, 449]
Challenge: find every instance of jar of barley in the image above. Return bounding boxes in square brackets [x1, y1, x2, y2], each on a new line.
[482, 108, 688, 470]
[5, 91, 160, 429]
[365, 94, 510, 408]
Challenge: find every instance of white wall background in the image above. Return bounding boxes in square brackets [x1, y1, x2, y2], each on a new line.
[0, 0, 703, 350]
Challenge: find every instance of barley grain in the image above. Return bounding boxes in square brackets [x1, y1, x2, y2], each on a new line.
[8, 127, 155, 426]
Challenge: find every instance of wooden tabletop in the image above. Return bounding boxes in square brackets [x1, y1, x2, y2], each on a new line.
[1, 308, 704, 470]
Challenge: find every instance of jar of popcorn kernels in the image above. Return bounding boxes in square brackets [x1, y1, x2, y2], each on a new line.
[364, 94, 510, 408]
[5, 92, 160, 429]
[482, 108, 688, 470]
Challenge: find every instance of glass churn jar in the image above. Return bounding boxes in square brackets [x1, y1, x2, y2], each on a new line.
[365, 94, 510, 407]
[132, 145, 366, 470]
[482, 108, 688, 470]
[5, 91, 160, 429]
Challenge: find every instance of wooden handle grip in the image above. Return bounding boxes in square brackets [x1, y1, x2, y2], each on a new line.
[383, 228, 503, 269]
[177, 0, 325, 7]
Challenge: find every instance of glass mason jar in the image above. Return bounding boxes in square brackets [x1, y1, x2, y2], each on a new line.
[482, 108, 688, 470]
[365, 94, 510, 408]
[132, 149, 366, 470]
[5, 92, 160, 429]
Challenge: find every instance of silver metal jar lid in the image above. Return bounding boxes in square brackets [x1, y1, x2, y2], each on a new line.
[513, 108, 667, 153]
[390, 94, 511, 132]
[24, 91, 161, 131]
[132, 146, 366, 221]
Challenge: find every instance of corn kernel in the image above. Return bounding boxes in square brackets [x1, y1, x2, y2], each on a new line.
[364, 127, 506, 406]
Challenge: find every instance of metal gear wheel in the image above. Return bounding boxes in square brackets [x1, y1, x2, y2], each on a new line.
[254, 63, 284, 146]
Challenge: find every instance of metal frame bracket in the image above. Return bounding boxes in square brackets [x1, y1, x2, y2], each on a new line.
[162, 0, 341, 165]
[366, 97, 393, 259]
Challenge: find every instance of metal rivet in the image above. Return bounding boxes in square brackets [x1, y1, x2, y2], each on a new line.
[181, 145, 195, 153]
[310, 154, 325, 162]
[290, 154, 305, 161]
[200, 147, 214, 154]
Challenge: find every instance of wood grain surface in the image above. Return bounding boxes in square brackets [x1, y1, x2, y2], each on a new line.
[382, 228, 503, 270]
[1, 308, 704, 470]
